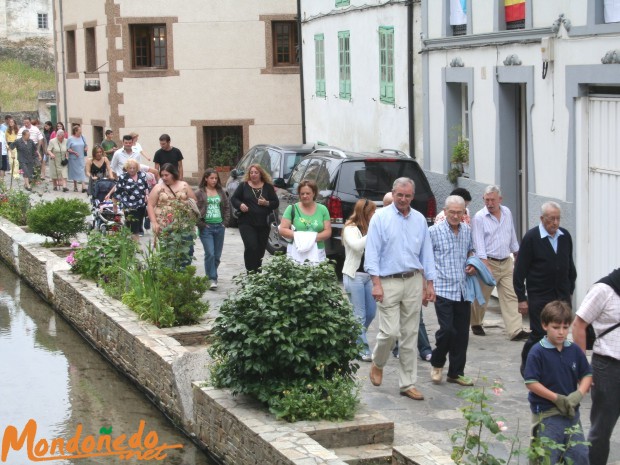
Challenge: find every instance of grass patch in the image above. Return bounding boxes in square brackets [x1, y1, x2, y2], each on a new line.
[0, 59, 55, 111]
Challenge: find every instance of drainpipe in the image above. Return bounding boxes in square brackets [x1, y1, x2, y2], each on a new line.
[297, 0, 307, 144]
[407, 0, 415, 159]
[57, 0, 68, 125]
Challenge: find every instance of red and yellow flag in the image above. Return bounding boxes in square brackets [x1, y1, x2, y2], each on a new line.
[505, 0, 525, 22]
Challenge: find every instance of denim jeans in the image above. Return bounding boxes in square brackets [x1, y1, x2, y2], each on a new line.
[589, 353, 620, 465]
[343, 272, 376, 356]
[198, 223, 225, 282]
[535, 412, 589, 465]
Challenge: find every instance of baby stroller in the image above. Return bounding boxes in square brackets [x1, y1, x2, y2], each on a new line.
[90, 178, 123, 233]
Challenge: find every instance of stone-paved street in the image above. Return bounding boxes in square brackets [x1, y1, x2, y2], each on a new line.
[30, 182, 620, 463]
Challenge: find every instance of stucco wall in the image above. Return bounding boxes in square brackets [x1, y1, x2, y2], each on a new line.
[1, 0, 53, 42]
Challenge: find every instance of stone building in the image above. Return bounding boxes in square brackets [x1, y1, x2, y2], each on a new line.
[0, 0, 53, 42]
[51, 0, 303, 183]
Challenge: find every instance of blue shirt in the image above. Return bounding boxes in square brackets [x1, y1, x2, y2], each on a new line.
[429, 220, 474, 301]
[524, 337, 592, 414]
[364, 203, 436, 281]
[538, 222, 564, 253]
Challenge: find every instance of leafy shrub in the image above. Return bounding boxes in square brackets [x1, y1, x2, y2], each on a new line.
[70, 229, 138, 280]
[0, 186, 31, 225]
[209, 255, 361, 421]
[27, 198, 90, 244]
[122, 245, 209, 328]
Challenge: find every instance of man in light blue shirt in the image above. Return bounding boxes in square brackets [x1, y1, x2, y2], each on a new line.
[365, 177, 436, 401]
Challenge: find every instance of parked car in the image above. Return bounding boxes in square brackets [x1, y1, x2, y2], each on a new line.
[267, 147, 437, 264]
[225, 144, 316, 226]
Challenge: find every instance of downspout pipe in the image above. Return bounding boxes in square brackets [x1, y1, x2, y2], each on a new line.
[57, 0, 68, 125]
[297, 0, 307, 144]
[407, 0, 415, 159]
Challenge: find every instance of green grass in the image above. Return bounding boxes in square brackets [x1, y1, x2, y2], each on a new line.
[0, 59, 55, 111]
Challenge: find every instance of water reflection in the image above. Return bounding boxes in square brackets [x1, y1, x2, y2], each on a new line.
[0, 263, 216, 465]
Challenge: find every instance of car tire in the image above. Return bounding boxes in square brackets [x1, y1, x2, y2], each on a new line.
[266, 221, 287, 255]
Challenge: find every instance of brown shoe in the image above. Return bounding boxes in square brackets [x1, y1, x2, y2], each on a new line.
[431, 366, 443, 384]
[510, 329, 531, 341]
[447, 376, 474, 386]
[369, 363, 383, 386]
[400, 387, 424, 401]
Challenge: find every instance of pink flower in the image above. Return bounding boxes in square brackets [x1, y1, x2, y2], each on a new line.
[19, 169, 24, 174]
[492, 387, 504, 396]
[496, 421, 508, 432]
[70, 241, 80, 248]
[66, 252, 75, 265]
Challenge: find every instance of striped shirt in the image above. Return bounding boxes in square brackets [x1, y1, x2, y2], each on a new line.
[471, 205, 519, 260]
[576, 283, 620, 360]
[429, 220, 474, 301]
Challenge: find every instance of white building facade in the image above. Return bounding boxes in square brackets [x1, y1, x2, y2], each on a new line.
[51, 0, 303, 182]
[422, 0, 620, 301]
[299, 0, 423, 158]
[1, 0, 53, 42]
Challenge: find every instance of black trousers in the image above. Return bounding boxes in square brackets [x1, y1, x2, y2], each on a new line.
[238, 223, 270, 272]
[430, 295, 471, 378]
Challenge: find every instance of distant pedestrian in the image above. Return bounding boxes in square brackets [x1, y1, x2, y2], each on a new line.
[514, 201, 576, 374]
[9, 129, 39, 190]
[429, 195, 476, 386]
[66, 125, 88, 193]
[46, 130, 69, 192]
[101, 129, 118, 161]
[18, 117, 42, 144]
[524, 301, 591, 465]
[434, 187, 472, 225]
[365, 177, 436, 401]
[573, 268, 620, 465]
[129, 132, 151, 163]
[111, 135, 141, 178]
[470, 185, 529, 340]
[154, 134, 184, 179]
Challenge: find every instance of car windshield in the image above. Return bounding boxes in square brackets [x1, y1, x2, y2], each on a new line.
[337, 160, 425, 201]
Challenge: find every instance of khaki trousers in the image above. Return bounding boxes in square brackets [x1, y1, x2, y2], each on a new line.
[372, 273, 423, 392]
[470, 257, 523, 339]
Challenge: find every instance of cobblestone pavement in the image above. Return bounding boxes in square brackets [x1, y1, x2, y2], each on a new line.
[31, 181, 620, 463]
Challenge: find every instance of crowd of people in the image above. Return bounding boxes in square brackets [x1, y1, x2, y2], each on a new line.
[2, 115, 619, 463]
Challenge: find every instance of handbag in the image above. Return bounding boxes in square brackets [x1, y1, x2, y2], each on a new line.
[60, 157, 69, 166]
[586, 321, 620, 350]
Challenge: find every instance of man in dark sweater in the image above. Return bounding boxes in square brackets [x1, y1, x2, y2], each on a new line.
[514, 201, 576, 374]
[153, 134, 184, 179]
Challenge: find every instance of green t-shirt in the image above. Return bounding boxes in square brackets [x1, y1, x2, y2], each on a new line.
[101, 139, 118, 160]
[283, 203, 330, 249]
[205, 195, 223, 224]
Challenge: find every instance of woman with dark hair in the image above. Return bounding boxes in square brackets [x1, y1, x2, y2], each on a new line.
[66, 125, 88, 193]
[434, 187, 472, 224]
[6, 118, 19, 177]
[230, 163, 279, 272]
[343, 199, 377, 361]
[195, 169, 230, 289]
[278, 179, 331, 264]
[51, 122, 65, 140]
[147, 163, 198, 266]
[40, 121, 54, 180]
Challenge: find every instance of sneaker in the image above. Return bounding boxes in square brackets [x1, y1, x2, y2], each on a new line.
[431, 366, 443, 384]
[361, 353, 372, 362]
[210, 281, 218, 290]
[447, 376, 474, 386]
[138, 232, 144, 237]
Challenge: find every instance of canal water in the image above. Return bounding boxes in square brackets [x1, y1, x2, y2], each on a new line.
[0, 262, 218, 465]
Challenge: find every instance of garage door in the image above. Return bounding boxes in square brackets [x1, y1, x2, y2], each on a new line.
[587, 96, 620, 284]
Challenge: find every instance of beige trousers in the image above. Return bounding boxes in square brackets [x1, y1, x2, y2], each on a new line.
[372, 273, 424, 392]
[470, 257, 523, 339]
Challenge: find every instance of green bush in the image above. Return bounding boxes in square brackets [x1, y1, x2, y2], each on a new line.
[0, 186, 31, 225]
[27, 198, 90, 244]
[71, 229, 138, 280]
[209, 255, 361, 421]
[121, 245, 209, 328]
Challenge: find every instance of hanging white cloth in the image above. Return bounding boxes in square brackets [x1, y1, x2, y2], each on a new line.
[287, 231, 322, 265]
[450, 0, 467, 25]
[605, 0, 620, 23]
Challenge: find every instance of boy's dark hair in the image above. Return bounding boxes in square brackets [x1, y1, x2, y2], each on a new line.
[541, 300, 573, 325]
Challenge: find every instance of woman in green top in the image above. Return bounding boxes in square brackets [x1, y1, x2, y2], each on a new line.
[195, 169, 230, 289]
[279, 180, 332, 263]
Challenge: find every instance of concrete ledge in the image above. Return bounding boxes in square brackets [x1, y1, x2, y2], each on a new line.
[393, 443, 453, 465]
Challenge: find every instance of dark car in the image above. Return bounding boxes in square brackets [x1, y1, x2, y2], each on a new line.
[267, 148, 437, 262]
[225, 144, 316, 199]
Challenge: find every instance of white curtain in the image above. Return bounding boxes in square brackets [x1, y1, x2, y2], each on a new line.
[450, 0, 467, 25]
[605, 0, 620, 23]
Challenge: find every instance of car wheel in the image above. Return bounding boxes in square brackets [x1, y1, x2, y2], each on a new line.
[266, 221, 287, 255]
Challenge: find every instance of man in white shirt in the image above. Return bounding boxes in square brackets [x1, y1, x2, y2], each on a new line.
[110, 135, 141, 178]
[18, 117, 42, 143]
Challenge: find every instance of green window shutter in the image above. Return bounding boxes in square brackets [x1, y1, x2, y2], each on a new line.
[338, 30, 351, 100]
[379, 26, 394, 104]
[336, 0, 350, 6]
[315, 34, 326, 97]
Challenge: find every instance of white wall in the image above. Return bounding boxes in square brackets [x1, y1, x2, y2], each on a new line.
[2, 0, 53, 42]
[301, 0, 411, 154]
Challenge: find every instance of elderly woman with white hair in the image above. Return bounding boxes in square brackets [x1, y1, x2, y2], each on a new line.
[112, 158, 150, 239]
[47, 129, 69, 192]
